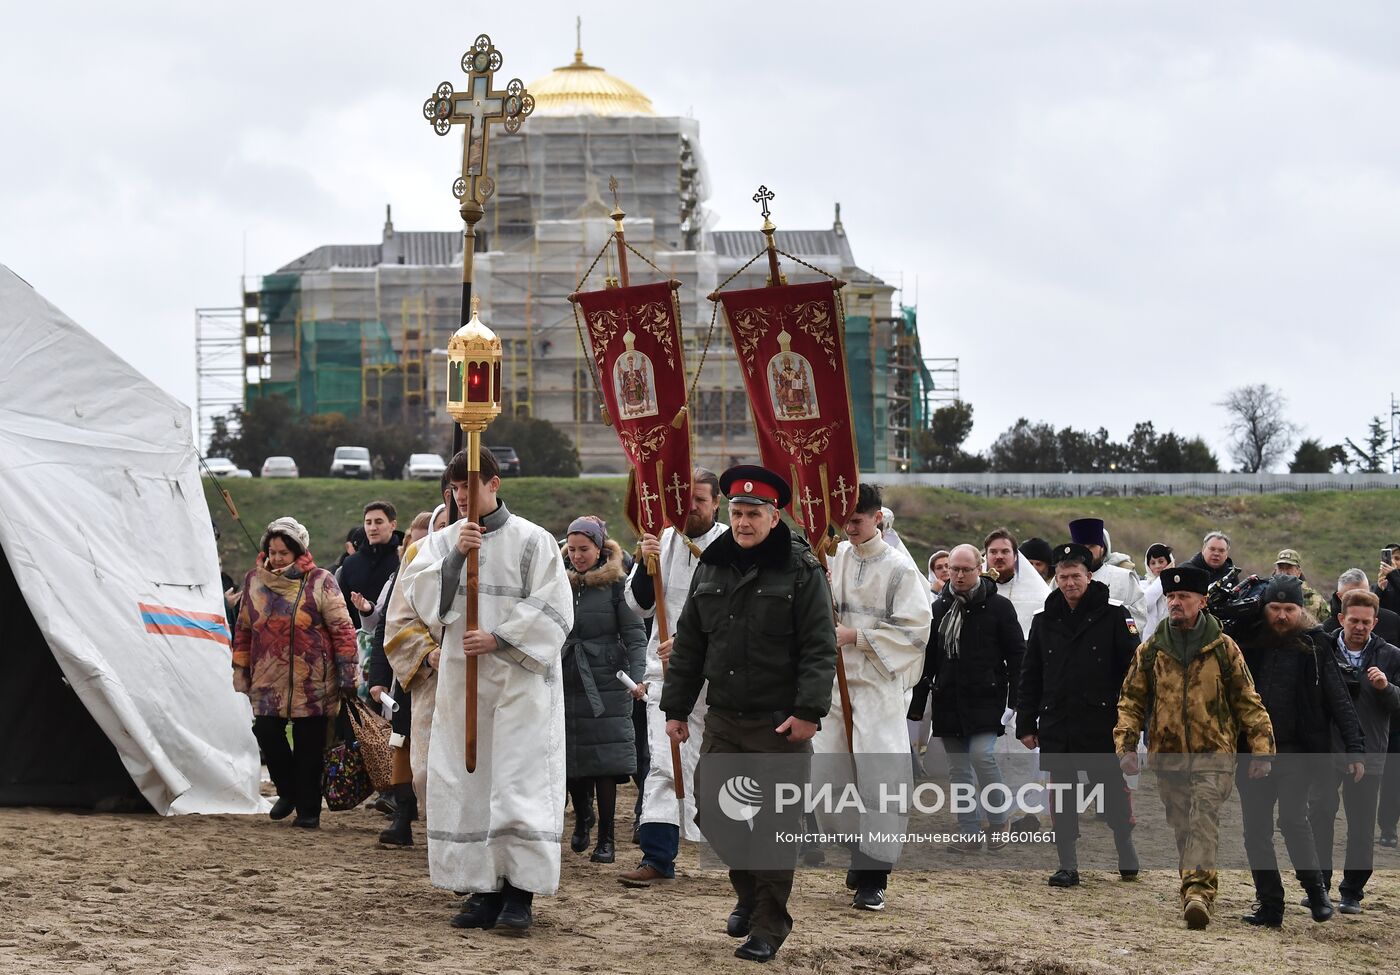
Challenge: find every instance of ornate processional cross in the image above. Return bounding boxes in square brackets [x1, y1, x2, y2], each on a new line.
[422, 34, 535, 205]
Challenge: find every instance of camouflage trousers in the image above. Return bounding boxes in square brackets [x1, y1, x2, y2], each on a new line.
[1155, 770, 1235, 905]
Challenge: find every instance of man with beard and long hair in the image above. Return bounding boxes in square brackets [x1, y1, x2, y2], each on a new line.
[1233, 575, 1363, 927]
[617, 468, 728, 889]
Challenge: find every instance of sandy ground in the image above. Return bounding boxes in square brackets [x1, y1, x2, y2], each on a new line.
[3, 784, 1399, 975]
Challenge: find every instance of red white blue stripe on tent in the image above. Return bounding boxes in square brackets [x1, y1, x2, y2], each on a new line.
[138, 603, 231, 647]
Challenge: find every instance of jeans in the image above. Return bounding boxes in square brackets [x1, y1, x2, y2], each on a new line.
[941, 732, 1007, 832]
[638, 822, 679, 877]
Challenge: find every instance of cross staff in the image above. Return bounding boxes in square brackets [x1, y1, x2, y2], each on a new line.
[422, 33, 532, 773]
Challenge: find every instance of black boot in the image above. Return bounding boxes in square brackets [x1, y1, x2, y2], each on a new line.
[1304, 885, 1334, 922]
[1241, 903, 1284, 928]
[591, 825, 616, 864]
[496, 883, 534, 931]
[378, 785, 417, 847]
[570, 809, 595, 854]
[451, 892, 502, 929]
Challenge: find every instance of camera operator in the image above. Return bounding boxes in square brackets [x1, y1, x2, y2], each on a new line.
[1233, 576, 1363, 927]
[1307, 590, 1400, 915]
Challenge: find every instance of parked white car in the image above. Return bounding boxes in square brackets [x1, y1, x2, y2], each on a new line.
[401, 452, 447, 481]
[261, 456, 299, 478]
[330, 445, 373, 479]
[202, 457, 252, 478]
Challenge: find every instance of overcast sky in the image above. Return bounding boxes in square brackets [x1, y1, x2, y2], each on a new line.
[4, 1, 1398, 466]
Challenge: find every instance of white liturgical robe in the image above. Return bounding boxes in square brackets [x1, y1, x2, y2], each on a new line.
[397, 503, 573, 896]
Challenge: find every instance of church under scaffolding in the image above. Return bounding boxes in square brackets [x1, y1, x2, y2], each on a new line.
[203, 41, 957, 473]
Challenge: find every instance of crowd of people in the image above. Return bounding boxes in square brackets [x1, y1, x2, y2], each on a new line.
[221, 453, 1400, 962]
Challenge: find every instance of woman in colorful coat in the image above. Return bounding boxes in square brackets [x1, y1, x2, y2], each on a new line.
[233, 517, 358, 828]
[561, 517, 647, 865]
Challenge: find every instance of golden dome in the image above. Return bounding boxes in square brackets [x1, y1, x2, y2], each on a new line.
[527, 46, 656, 117]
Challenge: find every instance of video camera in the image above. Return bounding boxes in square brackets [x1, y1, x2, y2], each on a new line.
[1204, 566, 1271, 637]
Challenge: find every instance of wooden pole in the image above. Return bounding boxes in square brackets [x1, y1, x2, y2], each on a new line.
[611, 180, 685, 801]
[816, 546, 854, 753]
[464, 431, 482, 773]
[648, 556, 686, 802]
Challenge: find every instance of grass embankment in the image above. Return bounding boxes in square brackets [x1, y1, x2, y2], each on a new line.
[206, 478, 1396, 592]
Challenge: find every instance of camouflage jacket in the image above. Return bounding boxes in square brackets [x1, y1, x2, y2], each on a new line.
[1114, 613, 1275, 760]
[1302, 584, 1329, 625]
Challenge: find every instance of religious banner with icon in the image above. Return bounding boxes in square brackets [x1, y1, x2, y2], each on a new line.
[573, 280, 694, 537]
[717, 279, 858, 551]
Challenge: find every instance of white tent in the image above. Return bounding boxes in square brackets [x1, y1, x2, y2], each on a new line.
[0, 263, 265, 814]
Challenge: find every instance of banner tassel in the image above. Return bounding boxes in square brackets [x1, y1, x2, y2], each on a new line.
[670, 404, 688, 430]
[683, 536, 703, 558]
[600, 404, 612, 427]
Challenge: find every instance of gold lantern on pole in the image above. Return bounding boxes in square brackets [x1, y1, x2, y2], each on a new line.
[444, 295, 502, 773]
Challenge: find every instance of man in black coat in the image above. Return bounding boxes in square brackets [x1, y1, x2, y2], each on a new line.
[338, 502, 403, 631]
[909, 543, 1024, 852]
[1308, 589, 1400, 914]
[1232, 575, 1364, 927]
[1325, 568, 1400, 845]
[1184, 531, 1235, 586]
[1017, 543, 1139, 888]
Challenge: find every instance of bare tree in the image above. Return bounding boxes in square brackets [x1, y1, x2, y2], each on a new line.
[1217, 384, 1299, 473]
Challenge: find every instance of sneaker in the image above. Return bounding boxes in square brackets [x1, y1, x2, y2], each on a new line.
[1184, 897, 1211, 930]
[1379, 834, 1398, 849]
[1338, 896, 1362, 915]
[852, 888, 886, 911]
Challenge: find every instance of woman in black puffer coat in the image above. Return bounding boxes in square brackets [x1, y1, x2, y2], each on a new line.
[561, 517, 647, 864]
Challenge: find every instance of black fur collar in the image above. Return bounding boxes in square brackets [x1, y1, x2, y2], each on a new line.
[699, 518, 795, 571]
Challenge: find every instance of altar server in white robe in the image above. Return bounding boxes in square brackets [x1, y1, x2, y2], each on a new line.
[982, 527, 1049, 639]
[814, 483, 933, 912]
[617, 468, 728, 888]
[396, 447, 572, 932]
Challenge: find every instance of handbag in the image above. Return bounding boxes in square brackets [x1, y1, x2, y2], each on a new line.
[321, 700, 379, 810]
[345, 695, 395, 791]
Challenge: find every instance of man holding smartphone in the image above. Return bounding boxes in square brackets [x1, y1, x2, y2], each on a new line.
[1375, 546, 1400, 616]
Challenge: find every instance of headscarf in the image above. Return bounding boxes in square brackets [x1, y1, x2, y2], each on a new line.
[567, 516, 607, 550]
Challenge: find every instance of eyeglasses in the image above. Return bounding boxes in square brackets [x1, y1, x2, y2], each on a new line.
[948, 566, 980, 575]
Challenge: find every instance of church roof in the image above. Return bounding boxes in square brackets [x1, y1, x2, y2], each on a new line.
[710, 229, 855, 268]
[526, 46, 655, 117]
[277, 232, 461, 272]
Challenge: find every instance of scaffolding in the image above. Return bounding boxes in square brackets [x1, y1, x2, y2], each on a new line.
[222, 107, 935, 472]
[195, 294, 260, 451]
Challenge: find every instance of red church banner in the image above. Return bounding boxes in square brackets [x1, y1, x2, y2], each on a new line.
[572, 280, 694, 537]
[717, 280, 858, 551]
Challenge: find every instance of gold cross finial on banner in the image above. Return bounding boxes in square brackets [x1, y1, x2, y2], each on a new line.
[608, 174, 621, 210]
[422, 34, 535, 210]
[753, 185, 775, 225]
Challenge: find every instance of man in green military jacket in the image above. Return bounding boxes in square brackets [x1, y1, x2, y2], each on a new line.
[662, 465, 836, 964]
[1115, 564, 1275, 931]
